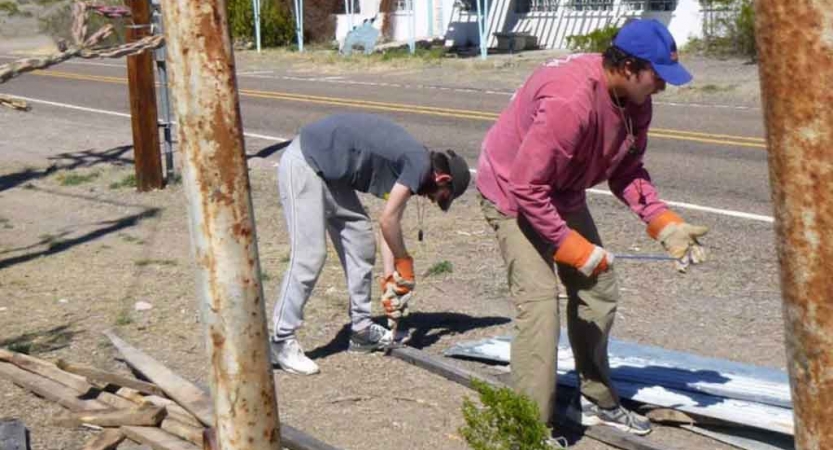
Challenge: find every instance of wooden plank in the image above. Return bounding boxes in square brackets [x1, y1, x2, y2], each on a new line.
[97, 391, 139, 410]
[389, 347, 671, 450]
[160, 418, 204, 447]
[0, 418, 28, 450]
[121, 426, 200, 450]
[389, 346, 508, 390]
[105, 331, 342, 450]
[0, 349, 93, 394]
[115, 387, 147, 404]
[103, 330, 213, 426]
[56, 406, 166, 428]
[0, 362, 108, 412]
[57, 360, 165, 396]
[81, 429, 126, 450]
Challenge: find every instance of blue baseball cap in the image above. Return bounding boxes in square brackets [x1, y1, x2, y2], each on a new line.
[613, 19, 692, 86]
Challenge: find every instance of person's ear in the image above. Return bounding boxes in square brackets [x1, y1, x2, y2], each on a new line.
[435, 173, 452, 185]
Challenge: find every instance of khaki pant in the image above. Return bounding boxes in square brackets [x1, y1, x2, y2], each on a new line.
[480, 194, 620, 426]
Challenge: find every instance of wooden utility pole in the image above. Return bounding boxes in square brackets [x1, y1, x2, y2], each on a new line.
[126, 0, 163, 191]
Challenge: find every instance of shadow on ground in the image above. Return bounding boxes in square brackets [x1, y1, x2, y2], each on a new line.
[307, 312, 510, 360]
[0, 324, 79, 354]
[0, 145, 133, 193]
[0, 208, 160, 270]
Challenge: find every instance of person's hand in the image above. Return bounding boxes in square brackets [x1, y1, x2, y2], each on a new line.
[390, 256, 415, 294]
[648, 211, 709, 273]
[380, 288, 411, 322]
[554, 230, 613, 277]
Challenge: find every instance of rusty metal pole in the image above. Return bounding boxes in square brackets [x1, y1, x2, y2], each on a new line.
[126, 0, 164, 191]
[158, 1, 281, 449]
[755, 1, 833, 447]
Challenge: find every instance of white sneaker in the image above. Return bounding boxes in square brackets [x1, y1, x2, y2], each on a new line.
[270, 338, 320, 375]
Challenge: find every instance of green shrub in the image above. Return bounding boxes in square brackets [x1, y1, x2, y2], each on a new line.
[227, 0, 294, 47]
[566, 23, 619, 53]
[58, 171, 99, 186]
[425, 260, 453, 277]
[0, 1, 21, 15]
[695, 0, 756, 60]
[109, 173, 137, 189]
[459, 379, 550, 450]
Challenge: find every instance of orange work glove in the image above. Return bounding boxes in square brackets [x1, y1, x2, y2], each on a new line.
[648, 210, 709, 272]
[380, 256, 416, 321]
[554, 230, 613, 277]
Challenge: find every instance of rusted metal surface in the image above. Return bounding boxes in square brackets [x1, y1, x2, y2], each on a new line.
[126, 0, 163, 191]
[158, 0, 281, 449]
[755, 1, 833, 448]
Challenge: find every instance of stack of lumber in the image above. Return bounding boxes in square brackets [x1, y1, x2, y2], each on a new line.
[0, 331, 339, 450]
[0, 344, 207, 450]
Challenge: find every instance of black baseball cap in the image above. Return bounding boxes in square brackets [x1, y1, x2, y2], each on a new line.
[437, 149, 471, 211]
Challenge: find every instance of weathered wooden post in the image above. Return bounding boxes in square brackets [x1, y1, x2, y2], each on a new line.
[755, 1, 833, 447]
[158, 0, 282, 449]
[126, 0, 164, 191]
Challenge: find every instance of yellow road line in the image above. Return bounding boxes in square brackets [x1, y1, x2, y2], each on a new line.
[32, 69, 766, 149]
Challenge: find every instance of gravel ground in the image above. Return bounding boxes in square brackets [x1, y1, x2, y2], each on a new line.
[0, 7, 780, 450]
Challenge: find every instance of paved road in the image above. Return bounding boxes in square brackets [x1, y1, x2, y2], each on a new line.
[0, 53, 785, 370]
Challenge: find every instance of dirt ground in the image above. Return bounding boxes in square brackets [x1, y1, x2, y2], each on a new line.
[1, 6, 779, 449]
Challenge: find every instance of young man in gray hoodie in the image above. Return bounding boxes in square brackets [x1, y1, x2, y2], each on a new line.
[271, 113, 471, 375]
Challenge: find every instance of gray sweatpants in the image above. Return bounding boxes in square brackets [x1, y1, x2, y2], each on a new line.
[272, 138, 376, 341]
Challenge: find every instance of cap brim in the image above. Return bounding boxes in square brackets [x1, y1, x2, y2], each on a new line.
[654, 62, 692, 86]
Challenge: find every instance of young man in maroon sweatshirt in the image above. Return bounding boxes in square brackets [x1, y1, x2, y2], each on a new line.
[476, 19, 709, 435]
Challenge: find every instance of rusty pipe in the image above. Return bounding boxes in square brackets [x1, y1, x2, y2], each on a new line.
[755, 1, 833, 448]
[158, 0, 281, 449]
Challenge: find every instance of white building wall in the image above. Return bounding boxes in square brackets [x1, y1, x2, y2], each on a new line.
[335, 0, 704, 50]
[335, 0, 459, 44]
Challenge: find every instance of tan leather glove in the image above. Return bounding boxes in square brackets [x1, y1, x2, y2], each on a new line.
[554, 230, 614, 277]
[648, 211, 709, 272]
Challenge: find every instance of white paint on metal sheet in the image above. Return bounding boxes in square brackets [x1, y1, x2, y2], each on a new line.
[445, 333, 794, 435]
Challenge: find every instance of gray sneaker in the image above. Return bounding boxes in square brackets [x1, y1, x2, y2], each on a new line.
[568, 396, 651, 435]
[348, 323, 393, 353]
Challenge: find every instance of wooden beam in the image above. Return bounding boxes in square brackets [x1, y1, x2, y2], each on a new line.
[103, 330, 213, 426]
[115, 387, 147, 404]
[125, 0, 163, 191]
[0, 349, 93, 394]
[388, 347, 673, 450]
[57, 360, 165, 396]
[160, 418, 204, 447]
[0, 362, 108, 412]
[81, 429, 125, 450]
[388, 346, 508, 390]
[104, 331, 342, 450]
[97, 391, 139, 410]
[139, 396, 203, 429]
[121, 426, 200, 450]
[55, 406, 166, 428]
[0, 418, 29, 450]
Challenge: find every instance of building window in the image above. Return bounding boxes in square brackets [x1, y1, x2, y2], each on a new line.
[516, 0, 559, 13]
[338, 0, 361, 14]
[515, 0, 559, 13]
[569, 0, 614, 10]
[393, 0, 409, 11]
[623, 0, 677, 11]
